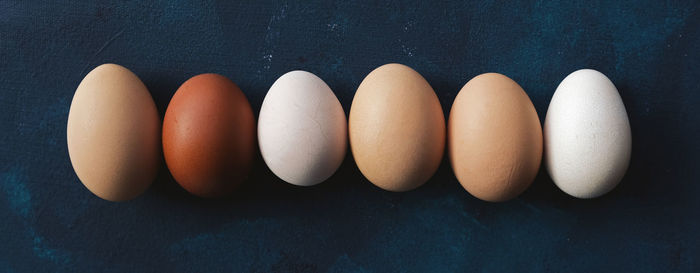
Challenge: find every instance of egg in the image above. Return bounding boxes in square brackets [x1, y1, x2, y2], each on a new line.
[349, 63, 445, 192]
[544, 69, 632, 199]
[66, 64, 161, 201]
[162, 74, 256, 198]
[448, 73, 542, 202]
[257, 71, 347, 186]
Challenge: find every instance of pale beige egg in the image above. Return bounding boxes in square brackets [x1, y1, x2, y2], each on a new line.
[67, 63, 161, 201]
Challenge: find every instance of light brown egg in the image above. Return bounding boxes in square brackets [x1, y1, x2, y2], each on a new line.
[349, 63, 445, 192]
[67, 64, 161, 202]
[448, 73, 542, 202]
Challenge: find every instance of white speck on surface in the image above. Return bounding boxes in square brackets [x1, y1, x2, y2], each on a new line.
[401, 44, 415, 57]
[263, 54, 273, 69]
[260, 3, 288, 73]
[403, 21, 414, 32]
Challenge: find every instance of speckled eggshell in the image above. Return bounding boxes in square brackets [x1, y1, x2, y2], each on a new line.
[258, 70, 347, 186]
[162, 74, 256, 198]
[448, 73, 542, 202]
[544, 69, 632, 199]
[67, 63, 161, 202]
[349, 63, 445, 192]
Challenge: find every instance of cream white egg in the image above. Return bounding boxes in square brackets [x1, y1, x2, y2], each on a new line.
[258, 70, 347, 186]
[544, 69, 632, 198]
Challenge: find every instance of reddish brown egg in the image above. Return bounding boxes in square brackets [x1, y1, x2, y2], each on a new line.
[162, 74, 256, 198]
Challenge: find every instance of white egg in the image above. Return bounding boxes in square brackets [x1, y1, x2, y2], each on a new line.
[544, 69, 632, 198]
[258, 70, 347, 186]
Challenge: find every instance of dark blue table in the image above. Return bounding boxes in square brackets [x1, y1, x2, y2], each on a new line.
[1, 1, 699, 272]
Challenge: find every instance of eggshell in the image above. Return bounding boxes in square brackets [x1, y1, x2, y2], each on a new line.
[349, 63, 445, 192]
[258, 71, 347, 186]
[544, 69, 632, 199]
[448, 73, 542, 202]
[162, 74, 256, 198]
[67, 63, 161, 202]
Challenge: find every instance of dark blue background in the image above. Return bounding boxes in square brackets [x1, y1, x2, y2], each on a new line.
[1, 1, 699, 272]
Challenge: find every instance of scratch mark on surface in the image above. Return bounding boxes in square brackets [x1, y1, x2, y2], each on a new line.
[459, 209, 488, 231]
[81, 29, 125, 75]
[95, 29, 125, 57]
[258, 3, 288, 74]
[519, 199, 542, 214]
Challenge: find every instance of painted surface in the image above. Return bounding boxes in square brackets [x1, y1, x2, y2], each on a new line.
[1, 1, 698, 272]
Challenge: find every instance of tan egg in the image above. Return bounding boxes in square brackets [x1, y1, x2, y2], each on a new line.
[448, 73, 542, 202]
[67, 64, 161, 202]
[349, 63, 445, 192]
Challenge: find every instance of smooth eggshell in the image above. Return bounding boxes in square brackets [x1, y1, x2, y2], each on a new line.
[258, 70, 347, 186]
[67, 63, 161, 202]
[448, 73, 542, 202]
[349, 63, 445, 192]
[544, 69, 632, 199]
[162, 74, 256, 198]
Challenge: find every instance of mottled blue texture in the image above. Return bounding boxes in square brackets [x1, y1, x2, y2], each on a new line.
[1, 1, 699, 272]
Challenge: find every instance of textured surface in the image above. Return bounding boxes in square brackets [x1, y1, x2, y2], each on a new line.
[449, 73, 542, 202]
[544, 69, 633, 199]
[258, 70, 347, 187]
[1, 1, 699, 272]
[350, 63, 445, 192]
[162, 73, 256, 198]
[67, 63, 161, 202]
